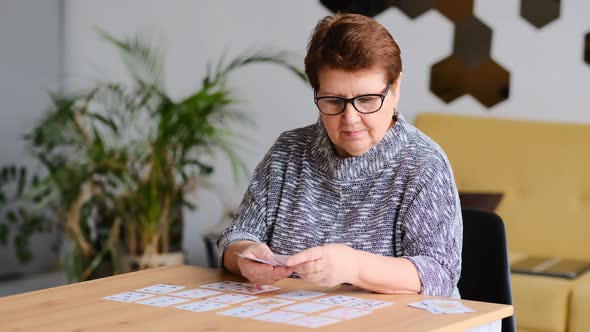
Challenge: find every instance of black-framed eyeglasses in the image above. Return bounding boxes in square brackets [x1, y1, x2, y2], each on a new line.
[314, 82, 392, 115]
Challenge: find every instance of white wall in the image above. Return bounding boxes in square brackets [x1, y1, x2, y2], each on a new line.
[0, 0, 62, 276]
[63, 0, 590, 267]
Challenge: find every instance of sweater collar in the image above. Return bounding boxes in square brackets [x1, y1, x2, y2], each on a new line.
[310, 113, 409, 181]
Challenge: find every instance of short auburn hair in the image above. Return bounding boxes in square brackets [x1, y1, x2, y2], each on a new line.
[305, 13, 402, 90]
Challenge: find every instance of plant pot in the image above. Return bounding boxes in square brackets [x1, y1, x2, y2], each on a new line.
[120, 251, 185, 273]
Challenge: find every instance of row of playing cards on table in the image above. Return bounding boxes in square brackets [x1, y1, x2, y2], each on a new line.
[102, 281, 474, 328]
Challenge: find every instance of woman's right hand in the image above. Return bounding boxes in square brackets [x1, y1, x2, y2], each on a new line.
[235, 242, 293, 285]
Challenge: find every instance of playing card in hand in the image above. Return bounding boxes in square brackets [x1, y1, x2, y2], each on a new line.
[236, 252, 291, 266]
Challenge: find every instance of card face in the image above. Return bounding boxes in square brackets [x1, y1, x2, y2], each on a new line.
[235, 252, 293, 266]
[231, 284, 280, 295]
[420, 300, 475, 314]
[407, 301, 443, 314]
[136, 296, 189, 307]
[236, 253, 286, 266]
[170, 288, 221, 299]
[313, 295, 364, 306]
[200, 281, 239, 291]
[242, 298, 295, 308]
[207, 293, 258, 304]
[287, 316, 341, 328]
[102, 291, 154, 303]
[343, 299, 393, 310]
[200, 281, 279, 294]
[251, 310, 306, 323]
[282, 302, 333, 314]
[176, 300, 229, 312]
[276, 290, 326, 301]
[320, 308, 372, 320]
[136, 284, 185, 294]
[217, 306, 270, 318]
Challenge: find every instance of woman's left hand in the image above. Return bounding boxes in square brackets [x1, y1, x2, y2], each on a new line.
[286, 244, 360, 287]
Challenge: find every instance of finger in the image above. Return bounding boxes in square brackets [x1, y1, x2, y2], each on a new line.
[251, 267, 284, 284]
[286, 247, 323, 267]
[239, 256, 274, 271]
[239, 258, 274, 283]
[273, 265, 292, 275]
[292, 258, 323, 274]
[255, 266, 290, 284]
[247, 244, 273, 260]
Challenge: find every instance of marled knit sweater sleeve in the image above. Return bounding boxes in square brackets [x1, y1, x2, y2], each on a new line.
[216, 140, 275, 265]
[399, 155, 462, 297]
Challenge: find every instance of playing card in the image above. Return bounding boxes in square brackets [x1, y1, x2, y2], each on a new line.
[136, 284, 185, 294]
[102, 291, 154, 303]
[407, 301, 443, 314]
[242, 298, 295, 308]
[231, 283, 280, 295]
[313, 295, 364, 306]
[136, 296, 189, 307]
[320, 307, 372, 320]
[282, 302, 333, 313]
[207, 293, 258, 304]
[217, 306, 270, 318]
[176, 300, 229, 312]
[287, 316, 341, 328]
[251, 310, 306, 323]
[276, 290, 326, 301]
[170, 288, 221, 299]
[343, 299, 393, 310]
[271, 254, 291, 266]
[420, 300, 475, 314]
[236, 252, 287, 266]
[200, 281, 243, 291]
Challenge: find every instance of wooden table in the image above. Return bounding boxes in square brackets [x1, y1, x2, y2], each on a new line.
[0, 265, 512, 332]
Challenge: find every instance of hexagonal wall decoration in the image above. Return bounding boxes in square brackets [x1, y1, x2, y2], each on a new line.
[319, 0, 511, 108]
[454, 16, 492, 66]
[435, 0, 473, 23]
[430, 56, 510, 108]
[319, 0, 436, 19]
[585, 32, 590, 65]
[393, 0, 435, 19]
[430, 55, 466, 103]
[466, 59, 510, 108]
[319, 0, 390, 18]
[520, 0, 561, 29]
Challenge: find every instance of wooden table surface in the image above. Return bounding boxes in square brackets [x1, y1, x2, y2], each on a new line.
[0, 265, 513, 332]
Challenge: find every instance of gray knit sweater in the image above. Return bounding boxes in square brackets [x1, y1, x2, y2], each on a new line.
[217, 114, 462, 297]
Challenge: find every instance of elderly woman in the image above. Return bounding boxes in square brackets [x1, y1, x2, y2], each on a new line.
[217, 13, 462, 297]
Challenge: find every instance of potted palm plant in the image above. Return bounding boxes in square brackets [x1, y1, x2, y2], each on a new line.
[0, 29, 306, 282]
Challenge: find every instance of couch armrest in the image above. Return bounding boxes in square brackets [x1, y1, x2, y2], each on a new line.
[569, 273, 590, 332]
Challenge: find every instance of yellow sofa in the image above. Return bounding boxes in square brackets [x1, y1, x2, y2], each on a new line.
[415, 113, 590, 332]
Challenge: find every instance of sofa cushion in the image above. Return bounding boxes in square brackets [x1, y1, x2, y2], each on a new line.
[415, 113, 590, 261]
[511, 273, 573, 332]
[569, 272, 590, 332]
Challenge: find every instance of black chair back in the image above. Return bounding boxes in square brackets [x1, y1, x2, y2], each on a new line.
[459, 209, 515, 332]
